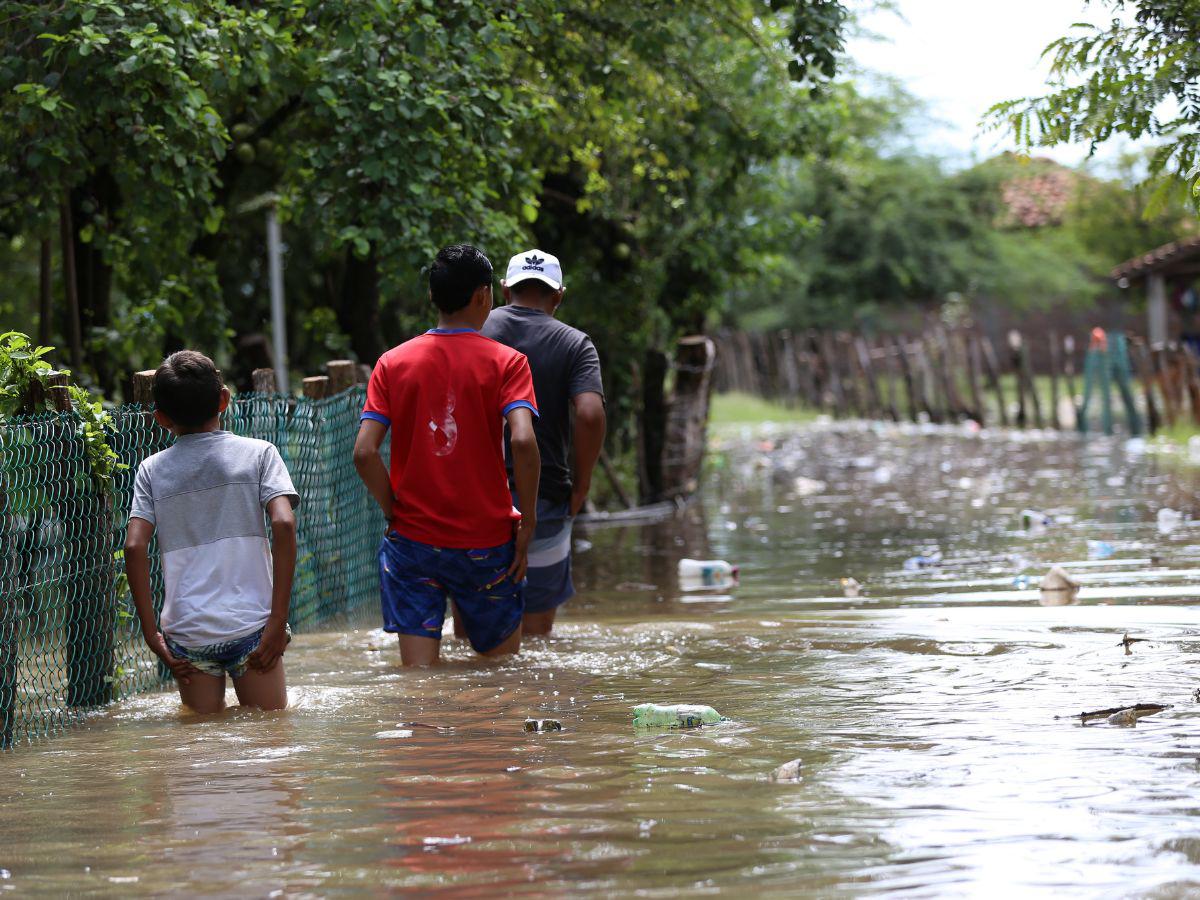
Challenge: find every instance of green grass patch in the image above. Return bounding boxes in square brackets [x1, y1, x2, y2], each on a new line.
[1151, 419, 1200, 445]
[710, 392, 819, 426]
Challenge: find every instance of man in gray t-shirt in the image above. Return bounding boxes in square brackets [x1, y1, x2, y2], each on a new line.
[481, 249, 606, 635]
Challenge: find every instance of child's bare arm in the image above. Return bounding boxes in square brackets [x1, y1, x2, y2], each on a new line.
[353, 419, 394, 517]
[248, 496, 296, 672]
[124, 517, 197, 684]
[506, 406, 540, 582]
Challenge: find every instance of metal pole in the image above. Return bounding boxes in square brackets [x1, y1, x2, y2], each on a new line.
[266, 205, 288, 392]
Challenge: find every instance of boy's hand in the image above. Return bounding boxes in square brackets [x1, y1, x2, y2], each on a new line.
[146, 631, 198, 685]
[247, 618, 289, 673]
[507, 519, 535, 583]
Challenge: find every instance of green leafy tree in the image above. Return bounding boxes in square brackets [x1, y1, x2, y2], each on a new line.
[0, 0, 288, 391]
[988, 0, 1200, 211]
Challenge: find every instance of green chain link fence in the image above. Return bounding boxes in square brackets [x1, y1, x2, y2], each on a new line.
[1, 387, 382, 750]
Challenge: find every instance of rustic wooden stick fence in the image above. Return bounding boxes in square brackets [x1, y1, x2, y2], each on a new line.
[713, 328, 1200, 435]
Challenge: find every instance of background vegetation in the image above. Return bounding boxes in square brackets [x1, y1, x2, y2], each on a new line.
[2, 0, 1197, 500]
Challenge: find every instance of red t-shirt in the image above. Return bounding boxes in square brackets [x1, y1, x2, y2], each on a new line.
[361, 329, 538, 548]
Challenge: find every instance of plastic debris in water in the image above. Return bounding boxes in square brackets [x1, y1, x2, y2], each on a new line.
[903, 550, 942, 571]
[1059, 703, 1171, 727]
[678, 558, 739, 590]
[632, 703, 723, 728]
[1020, 509, 1054, 532]
[1038, 565, 1080, 606]
[1087, 540, 1115, 560]
[1157, 507, 1183, 535]
[841, 577, 861, 598]
[792, 476, 826, 497]
[1012, 574, 1032, 590]
[1118, 633, 1149, 655]
[524, 718, 562, 733]
[769, 758, 803, 783]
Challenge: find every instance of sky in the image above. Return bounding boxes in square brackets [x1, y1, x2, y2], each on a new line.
[844, 0, 1143, 171]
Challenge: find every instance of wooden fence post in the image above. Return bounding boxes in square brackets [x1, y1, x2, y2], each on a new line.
[302, 376, 332, 400]
[962, 332, 985, 425]
[979, 335, 1008, 427]
[252, 368, 277, 393]
[1129, 337, 1160, 434]
[1153, 347, 1178, 427]
[854, 336, 882, 419]
[661, 336, 716, 498]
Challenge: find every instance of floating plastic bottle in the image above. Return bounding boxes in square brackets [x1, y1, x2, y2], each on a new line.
[1157, 508, 1183, 535]
[1020, 509, 1054, 531]
[903, 550, 942, 571]
[841, 577, 862, 598]
[677, 558, 739, 590]
[632, 703, 723, 728]
[1087, 540, 1115, 560]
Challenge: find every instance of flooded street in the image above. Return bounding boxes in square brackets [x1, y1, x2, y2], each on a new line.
[6, 421, 1200, 896]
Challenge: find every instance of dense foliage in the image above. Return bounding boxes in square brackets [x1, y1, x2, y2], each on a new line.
[1, 0, 1195, 497]
[0, 332, 121, 489]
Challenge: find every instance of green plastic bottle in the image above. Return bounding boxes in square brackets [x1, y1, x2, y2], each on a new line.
[632, 703, 723, 728]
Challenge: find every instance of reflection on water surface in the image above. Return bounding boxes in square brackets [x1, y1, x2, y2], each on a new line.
[5, 422, 1200, 896]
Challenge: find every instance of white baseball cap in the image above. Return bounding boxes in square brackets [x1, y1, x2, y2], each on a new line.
[504, 249, 563, 291]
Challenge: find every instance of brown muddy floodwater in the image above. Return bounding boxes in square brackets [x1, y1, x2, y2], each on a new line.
[6, 421, 1200, 897]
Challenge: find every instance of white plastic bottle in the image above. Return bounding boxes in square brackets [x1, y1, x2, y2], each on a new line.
[677, 558, 739, 589]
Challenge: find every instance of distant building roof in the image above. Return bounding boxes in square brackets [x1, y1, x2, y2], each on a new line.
[1112, 235, 1200, 284]
[1000, 166, 1076, 228]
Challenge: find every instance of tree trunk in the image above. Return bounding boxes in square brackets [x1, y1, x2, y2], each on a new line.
[336, 247, 388, 364]
[70, 168, 120, 394]
[638, 348, 669, 504]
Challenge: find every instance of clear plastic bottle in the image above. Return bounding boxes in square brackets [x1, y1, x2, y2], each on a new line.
[677, 558, 739, 589]
[632, 703, 723, 727]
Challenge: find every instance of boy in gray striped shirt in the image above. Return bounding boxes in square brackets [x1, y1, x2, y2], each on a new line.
[124, 351, 299, 713]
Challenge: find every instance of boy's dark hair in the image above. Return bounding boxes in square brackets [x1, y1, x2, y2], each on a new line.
[429, 244, 493, 313]
[153, 350, 223, 428]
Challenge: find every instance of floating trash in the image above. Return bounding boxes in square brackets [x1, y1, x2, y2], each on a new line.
[1087, 540, 1115, 560]
[841, 577, 862, 598]
[1012, 574, 1032, 590]
[678, 558, 738, 590]
[1157, 507, 1183, 535]
[1020, 509, 1054, 532]
[1118, 633, 1149, 655]
[792, 476, 826, 497]
[374, 729, 414, 739]
[524, 718, 562, 733]
[1057, 703, 1170, 727]
[632, 703, 723, 728]
[903, 550, 942, 571]
[768, 758, 803, 783]
[1038, 566, 1079, 606]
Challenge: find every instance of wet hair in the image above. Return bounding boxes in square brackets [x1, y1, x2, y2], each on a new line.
[153, 350, 223, 428]
[429, 244, 493, 313]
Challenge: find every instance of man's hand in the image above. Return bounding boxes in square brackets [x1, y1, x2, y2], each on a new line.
[145, 631, 198, 685]
[247, 618, 289, 673]
[507, 519, 535, 583]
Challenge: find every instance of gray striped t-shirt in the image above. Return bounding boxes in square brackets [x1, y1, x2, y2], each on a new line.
[129, 430, 300, 647]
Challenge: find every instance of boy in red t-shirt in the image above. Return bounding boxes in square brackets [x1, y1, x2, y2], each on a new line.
[353, 244, 541, 665]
